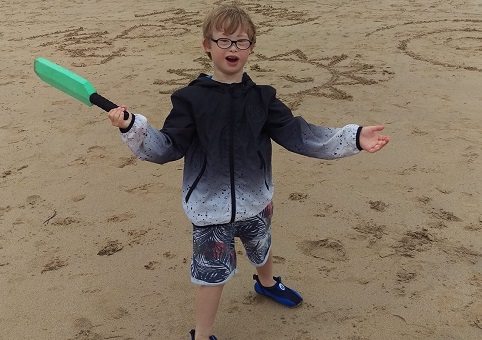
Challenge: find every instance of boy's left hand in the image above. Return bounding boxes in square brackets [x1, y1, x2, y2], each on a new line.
[359, 126, 390, 153]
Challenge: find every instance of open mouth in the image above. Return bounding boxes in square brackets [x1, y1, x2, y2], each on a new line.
[226, 56, 239, 63]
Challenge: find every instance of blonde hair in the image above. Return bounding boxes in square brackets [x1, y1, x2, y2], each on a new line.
[202, 4, 256, 59]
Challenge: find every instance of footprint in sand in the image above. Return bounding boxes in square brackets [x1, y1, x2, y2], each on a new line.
[50, 216, 81, 226]
[298, 238, 347, 262]
[353, 220, 387, 239]
[461, 146, 479, 164]
[396, 270, 417, 284]
[368, 200, 388, 212]
[107, 212, 136, 223]
[41, 257, 68, 273]
[117, 155, 137, 168]
[124, 182, 164, 196]
[0, 205, 13, 219]
[1, 165, 28, 179]
[415, 194, 463, 223]
[289, 192, 308, 202]
[469, 274, 482, 290]
[395, 228, 436, 257]
[127, 228, 151, 246]
[440, 244, 482, 265]
[68, 145, 110, 166]
[97, 240, 123, 256]
[430, 208, 462, 222]
[26, 194, 43, 206]
[71, 318, 103, 340]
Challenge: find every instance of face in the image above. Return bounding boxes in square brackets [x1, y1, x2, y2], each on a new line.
[203, 27, 254, 83]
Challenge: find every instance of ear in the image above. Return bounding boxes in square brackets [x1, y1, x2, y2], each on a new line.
[202, 38, 212, 53]
[248, 41, 255, 54]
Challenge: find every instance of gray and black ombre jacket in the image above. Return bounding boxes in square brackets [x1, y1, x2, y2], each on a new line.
[120, 73, 362, 226]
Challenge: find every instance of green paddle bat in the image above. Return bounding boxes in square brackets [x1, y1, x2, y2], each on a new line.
[34, 57, 128, 120]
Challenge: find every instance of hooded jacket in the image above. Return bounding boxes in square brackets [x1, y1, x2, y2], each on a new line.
[120, 73, 362, 226]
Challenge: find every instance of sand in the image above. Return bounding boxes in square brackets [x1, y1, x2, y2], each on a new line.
[1, 0, 481, 339]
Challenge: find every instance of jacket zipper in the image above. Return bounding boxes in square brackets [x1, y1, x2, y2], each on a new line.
[229, 87, 236, 223]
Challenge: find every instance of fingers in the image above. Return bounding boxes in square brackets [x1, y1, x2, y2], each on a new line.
[366, 137, 389, 153]
[108, 106, 130, 128]
[108, 108, 121, 124]
[380, 135, 390, 143]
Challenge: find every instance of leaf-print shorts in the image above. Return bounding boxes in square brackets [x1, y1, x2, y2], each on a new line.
[191, 202, 273, 285]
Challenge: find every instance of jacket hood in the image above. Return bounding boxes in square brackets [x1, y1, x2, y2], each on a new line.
[187, 72, 256, 92]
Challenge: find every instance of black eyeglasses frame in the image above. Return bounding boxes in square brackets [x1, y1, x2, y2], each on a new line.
[210, 38, 253, 50]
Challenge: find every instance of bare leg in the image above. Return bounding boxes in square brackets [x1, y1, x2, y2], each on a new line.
[255, 250, 276, 287]
[195, 284, 224, 340]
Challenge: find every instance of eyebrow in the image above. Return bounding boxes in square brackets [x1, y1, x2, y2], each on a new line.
[216, 32, 249, 38]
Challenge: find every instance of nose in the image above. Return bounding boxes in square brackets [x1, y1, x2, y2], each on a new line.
[228, 41, 239, 51]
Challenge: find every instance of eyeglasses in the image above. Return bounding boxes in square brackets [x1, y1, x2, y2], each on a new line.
[210, 38, 253, 50]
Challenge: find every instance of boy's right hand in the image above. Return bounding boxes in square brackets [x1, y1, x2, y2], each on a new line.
[107, 106, 131, 129]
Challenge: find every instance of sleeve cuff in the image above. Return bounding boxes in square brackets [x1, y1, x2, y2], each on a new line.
[356, 126, 363, 151]
[119, 114, 136, 133]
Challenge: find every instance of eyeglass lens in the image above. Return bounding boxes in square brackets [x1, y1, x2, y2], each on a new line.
[213, 38, 251, 50]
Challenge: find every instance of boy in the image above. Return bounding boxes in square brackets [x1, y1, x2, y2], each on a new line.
[107, 4, 389, 340]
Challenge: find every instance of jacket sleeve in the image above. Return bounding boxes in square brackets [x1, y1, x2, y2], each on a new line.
[119, 93, 195, 164]
[264, 90, 361, 159]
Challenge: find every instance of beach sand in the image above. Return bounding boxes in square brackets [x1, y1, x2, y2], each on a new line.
[1, 0, 481, 339]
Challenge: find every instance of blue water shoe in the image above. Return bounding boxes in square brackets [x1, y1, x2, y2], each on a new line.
[253, 274, 303, 307]
[189, 329, 217, 340]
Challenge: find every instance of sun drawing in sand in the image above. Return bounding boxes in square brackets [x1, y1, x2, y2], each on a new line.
[154, 49, 394, 110]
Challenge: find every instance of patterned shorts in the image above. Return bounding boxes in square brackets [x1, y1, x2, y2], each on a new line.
[191, 202, 273, 286]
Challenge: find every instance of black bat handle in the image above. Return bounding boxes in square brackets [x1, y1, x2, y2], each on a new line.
[90, 93, 129, 120]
